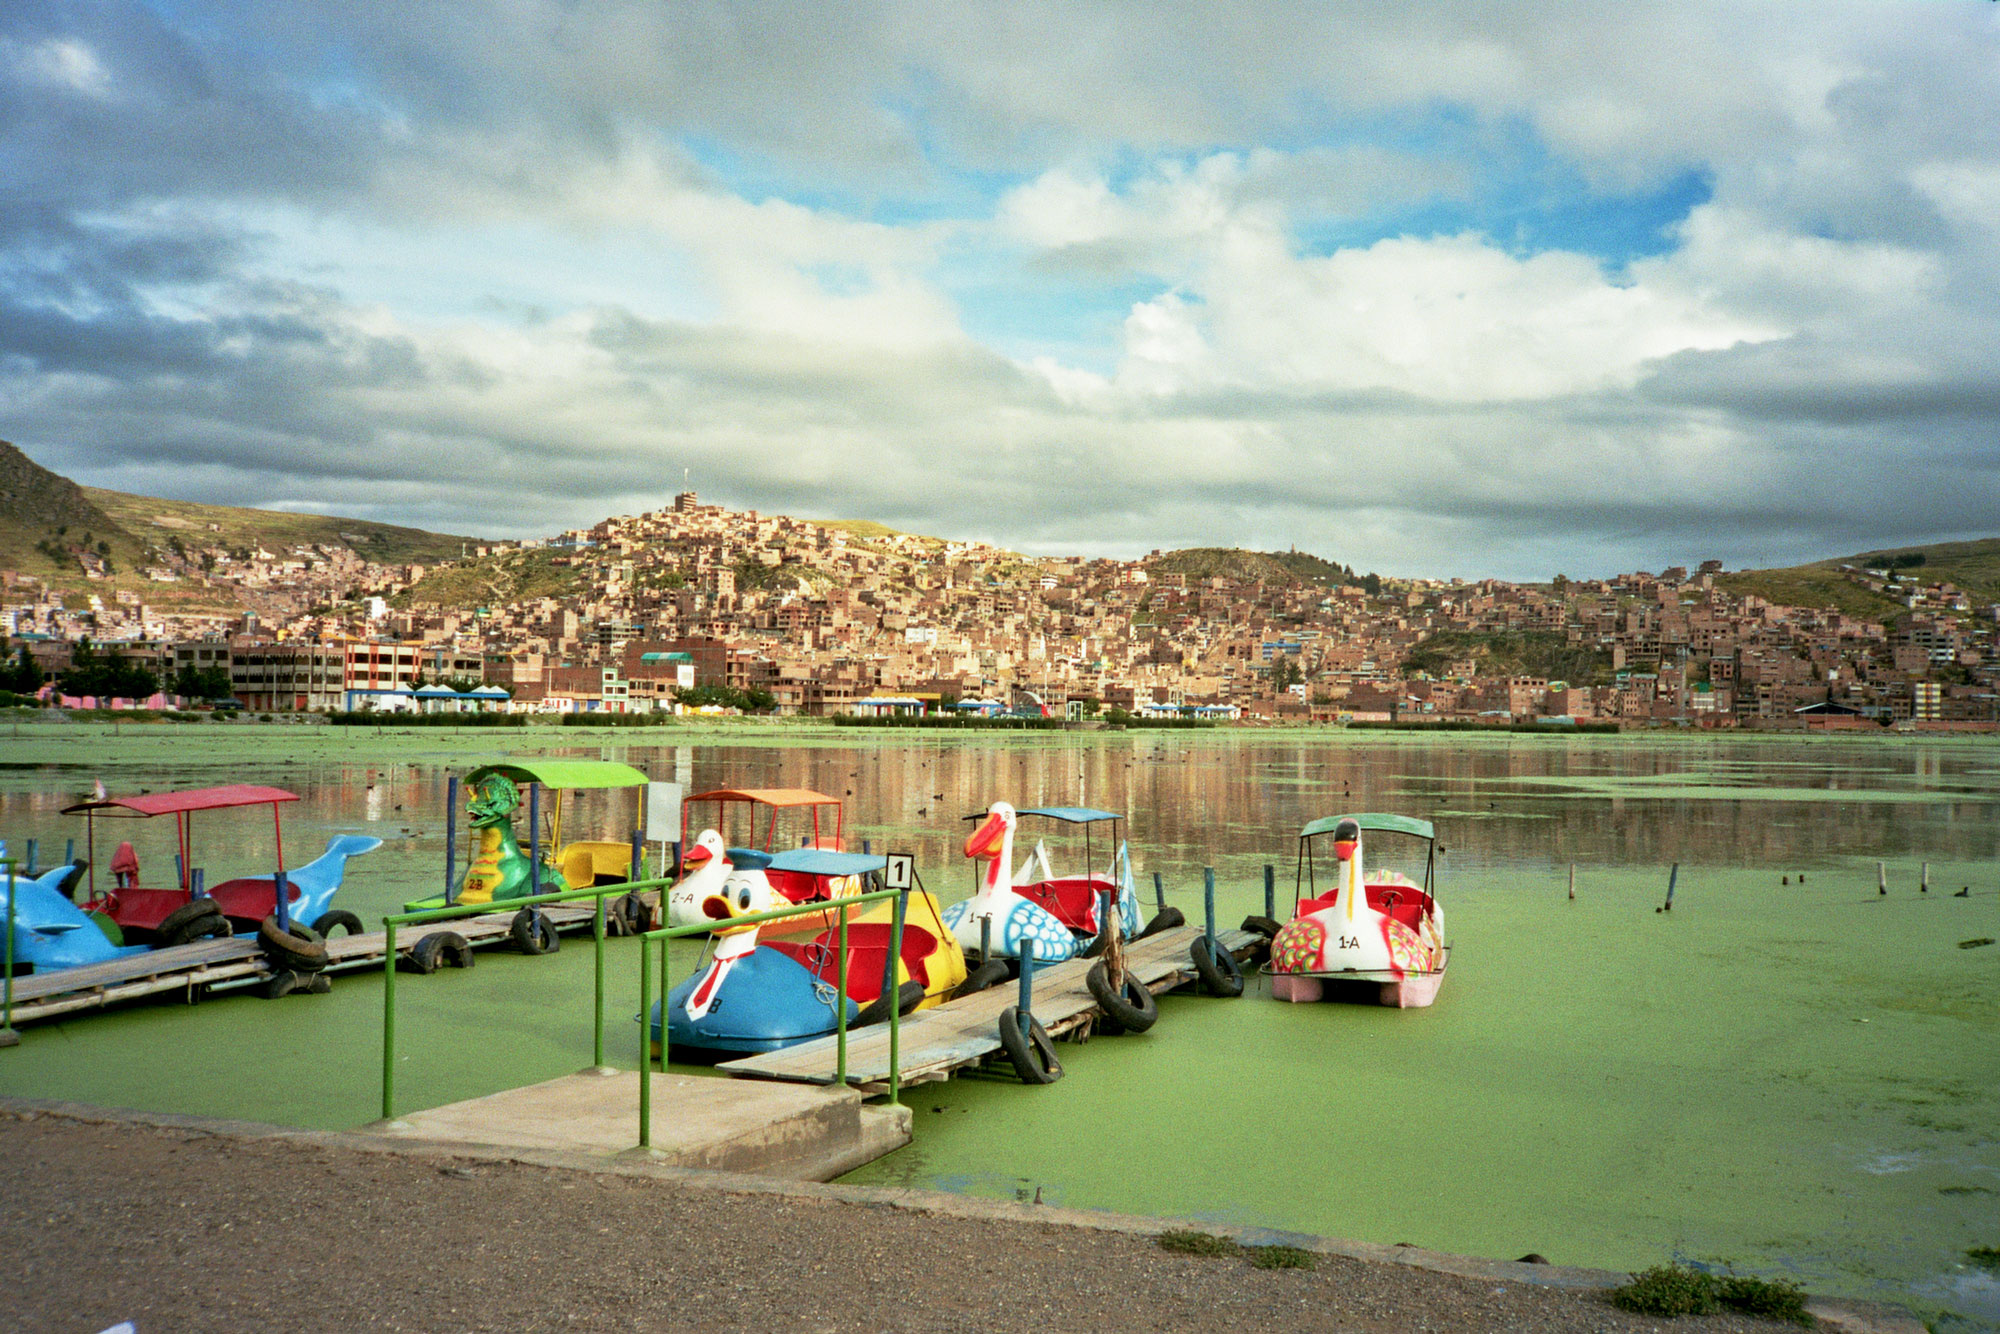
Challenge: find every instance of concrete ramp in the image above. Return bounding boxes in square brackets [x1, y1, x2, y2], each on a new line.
[373, 1071, 910, 1181]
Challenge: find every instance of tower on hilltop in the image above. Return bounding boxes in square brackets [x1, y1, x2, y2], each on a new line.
[674, 491, 699, 513]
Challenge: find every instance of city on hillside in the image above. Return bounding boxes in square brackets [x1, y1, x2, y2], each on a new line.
[3, 491, 1995, 730]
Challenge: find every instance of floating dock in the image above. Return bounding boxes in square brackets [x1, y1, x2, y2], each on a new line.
[719, 923, 1260, 1090]
[2, 902, 607, 1026]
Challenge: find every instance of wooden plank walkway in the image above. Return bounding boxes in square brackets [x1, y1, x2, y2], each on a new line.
[3, 902, 606, 1026]
[717, 924, 1259, 1089]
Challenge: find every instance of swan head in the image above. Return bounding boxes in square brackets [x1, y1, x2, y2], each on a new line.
[1331, 817, 1360, 862]
[963, 801, 1017, 861]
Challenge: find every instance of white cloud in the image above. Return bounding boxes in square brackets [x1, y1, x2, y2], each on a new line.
[6, 37, 113, 99]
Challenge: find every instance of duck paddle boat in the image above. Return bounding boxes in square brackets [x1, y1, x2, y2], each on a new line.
[678, 788, 861, 932]
[942, 802, 1161, 963]
[649, 850, 968, 1059]
[404, 759, 651, 923]
[61, 785, 381, 940]
[664, 828, 732, 928]
[1267, 813, 1448, 1008]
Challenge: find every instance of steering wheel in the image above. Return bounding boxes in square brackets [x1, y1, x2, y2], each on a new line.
[79, 888, 120, 918]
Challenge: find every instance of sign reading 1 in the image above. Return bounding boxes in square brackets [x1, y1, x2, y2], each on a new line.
[884, 852, 915, 891]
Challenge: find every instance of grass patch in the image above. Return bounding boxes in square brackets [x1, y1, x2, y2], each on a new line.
[1246, 1245, 1317, 1270]
[1967, 1247, 2000, 1271]
[1609, 1264, 1812, 1326]
[1156, 1229, 1241, 1258]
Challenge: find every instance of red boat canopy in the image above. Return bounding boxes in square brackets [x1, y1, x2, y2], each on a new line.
[686, 788, 840, 808]
[62, 785, 301, 818]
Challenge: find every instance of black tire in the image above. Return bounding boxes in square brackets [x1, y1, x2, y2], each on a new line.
[312, 909, 364, 938]
[615, 892, 649, 935]
[305, 971, 333, 995]
[1190, 935, 1244, 998]
[854, 979, 927, 1027]
[997, 1007, 1062, 1084]
[1135, 906, 1185, 940]
[951, 959, 1012, 1000]
[159, 900, 230, 946]
[510, 908, 560, 955]
[257, 915, 330, 972]
[1086, 960, 1159, 1034]
[403, 930, 474, 974]
[1241, 914, 1285, 941]
[261, 969, 301, 999]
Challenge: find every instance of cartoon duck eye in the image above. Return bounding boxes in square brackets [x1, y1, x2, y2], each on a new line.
[738, 886, 754, 911]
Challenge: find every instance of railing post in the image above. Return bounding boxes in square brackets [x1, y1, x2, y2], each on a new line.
[443, 775, 459, 904]
[1204, 867, 1216, 944]
[836, 906, 850, 1084]
[638, 937, 652, 1149]
[888, 889, 906, 1107]
[3, 859, 19, 1047]
[1264, 864, 1275, 919]
[380, 918, 397, 1120]
[591, 889, 607, 1071]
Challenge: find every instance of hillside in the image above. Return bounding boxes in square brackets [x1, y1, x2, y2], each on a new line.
[1400, 630, 1615, 685]
[86, 487, 477, 568]
[1146, 547, 1364, 588]
[395, 547, 580, 609]
[1714, 537, 2000, 620]
[0, 441, 148, 583]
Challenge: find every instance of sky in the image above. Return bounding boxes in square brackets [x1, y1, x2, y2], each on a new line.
[2, 2, 1997, 581]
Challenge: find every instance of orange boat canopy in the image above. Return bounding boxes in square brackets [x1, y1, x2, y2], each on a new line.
[685, 788, 840, 808]
[62, 784, 300, 818]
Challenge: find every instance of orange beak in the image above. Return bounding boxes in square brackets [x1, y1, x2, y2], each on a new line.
[1333, 839, 1357, 862]
[683, 843, 712, 870]
[964, 811, 1006, 860]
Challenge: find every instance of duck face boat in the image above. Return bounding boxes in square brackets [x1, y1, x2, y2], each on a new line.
[651, 851, 966, 1059]
[678, 788, 860, 931]
[1268, 813, 1449, 1009]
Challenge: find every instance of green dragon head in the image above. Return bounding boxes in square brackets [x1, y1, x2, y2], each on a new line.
[466, 773, 521, 827]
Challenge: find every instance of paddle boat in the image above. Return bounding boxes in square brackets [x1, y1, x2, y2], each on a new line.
[650, 849, 968, 1059]
[678, 787, 861, 932]
[1267, 813, 1448, 1008]
[942, 802, 1156, 963]
[0, 857, 152, 972]
[664, 828, 731, 927]
[61, 785, 381, 940]
[403, 759, 651, 920]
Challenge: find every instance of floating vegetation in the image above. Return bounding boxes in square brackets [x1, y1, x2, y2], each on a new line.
[1940, 1185, 1995, 1195]
[1957, 938, 1994, 950]
[1609, 1264, 1813, 1326]
[1246, 1245, 1318, 1270]
[1156, 1229, 1241, 1258]
[1968, 1247, 2000, 1271]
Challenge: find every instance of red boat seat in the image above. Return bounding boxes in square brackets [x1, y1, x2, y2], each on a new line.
[207, 876, 300, 922]
[1012, 875, 1110, 934]
[1296, 884, 1433, 932]
[766, 922, 940, 1005]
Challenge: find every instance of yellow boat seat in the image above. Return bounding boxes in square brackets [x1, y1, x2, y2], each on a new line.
[556, 840, 634, 887]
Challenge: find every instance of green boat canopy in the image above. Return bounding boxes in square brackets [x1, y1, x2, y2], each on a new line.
[464, 759, 649, 790]
[1300, 813, 1435, 842]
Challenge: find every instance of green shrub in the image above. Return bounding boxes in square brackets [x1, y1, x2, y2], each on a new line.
[1156, 1229, 1240, 1257]
[1610, 1264, 1813, 1326]
[1967, 1246, 2000, 1270]
[1717, 1274, 1812, 1325]
[1246, 1245, 1316, 1270]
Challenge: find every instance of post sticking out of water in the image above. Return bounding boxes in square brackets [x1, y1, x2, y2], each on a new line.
[1153, 871, 1165, 912]
[1264, 864, 1275, 919]
[1569, 864, 1576, 900]
[22, 840, 34, 872]
[64, 838, 74, 865]
[1203, 867, 1216, 943]
[1878, 861, 1887, 896]
[1664, 863, 1678, 912]
[528, 784, 541, 895]
[273, 870, 289, 932]
[1921, 861, 1929, 894]
[1017, 943, 1035, 1037]
[192, 868, 204, 899]
[980, 913, 991, 964]
[862, 839, 870, 855]
[444, 775, 459, 904]
[629, 826, 643, 883]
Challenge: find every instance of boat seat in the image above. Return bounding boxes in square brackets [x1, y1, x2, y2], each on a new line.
[1013, 875, 1110, 934]
[557, 840, 632, 887]
[766, 922, 939, 1005]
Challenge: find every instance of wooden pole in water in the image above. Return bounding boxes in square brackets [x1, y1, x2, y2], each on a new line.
[1664, 863, 1678, 912]
[1921, 861, 1929, 894]
[1568, 864, 1575, 900]
[1878, 861, 1887, 896]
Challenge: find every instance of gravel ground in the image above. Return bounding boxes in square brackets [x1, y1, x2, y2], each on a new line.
[1, 1110, 1838, 1334]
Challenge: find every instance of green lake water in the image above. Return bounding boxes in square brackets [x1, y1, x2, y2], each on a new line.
[0, 722, 1994, 1327]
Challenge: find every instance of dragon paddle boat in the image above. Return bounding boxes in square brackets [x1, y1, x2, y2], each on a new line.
[650, 849, 969, 1060]
[61, 785, 380, 939]
[674, 787, 861, 932]
[1267, 813, 1449, 1008]
[942, 802, 1153, 963]
[403, 760, 651, 925]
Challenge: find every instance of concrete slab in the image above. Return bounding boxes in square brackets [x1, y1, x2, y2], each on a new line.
[372, 1071, 911, 1181]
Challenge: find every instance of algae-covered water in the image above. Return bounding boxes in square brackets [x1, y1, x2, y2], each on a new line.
[0, 722, 1994, 1327]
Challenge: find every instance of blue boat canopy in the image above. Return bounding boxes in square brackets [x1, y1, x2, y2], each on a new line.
[1300, 813, 1435, 842]
[1018, 806, 1122, 824]
[726, 849, 774, 869]
[765, 849, 886, 878]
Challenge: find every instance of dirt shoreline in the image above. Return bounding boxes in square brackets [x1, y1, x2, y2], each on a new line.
[0, 1099, 1925, 1334]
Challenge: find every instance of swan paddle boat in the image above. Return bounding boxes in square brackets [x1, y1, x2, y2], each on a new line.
[649, 849, 968, 1059]
[678, 787, 862, 932]
[61, 785, 381, 940]
[941, 801, 1150, 964]
[403, 759, 650, 916]
[1268, 813, 1448, 1008]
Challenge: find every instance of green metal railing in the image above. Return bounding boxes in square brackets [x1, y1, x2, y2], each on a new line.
[2, 858, 19, 1047]
[638, 885, 908, 1150]
[378, 877, 664, 1122]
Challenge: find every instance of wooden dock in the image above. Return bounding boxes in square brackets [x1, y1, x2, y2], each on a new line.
[718, 924, 1260, 1090]
[2, 902, 607, 1026]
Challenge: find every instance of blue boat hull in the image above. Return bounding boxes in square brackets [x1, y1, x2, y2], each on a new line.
[649, 947, 860, 1057]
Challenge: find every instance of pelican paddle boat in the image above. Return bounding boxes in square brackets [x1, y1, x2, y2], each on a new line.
[942, 802, 1154, 963]
[404, 759, 650, 916]
[62, 786, 381, 939]
[678, 787, 862, 931]
[1268, 814, 1448, 1008]
[650, 849, 967, 1059]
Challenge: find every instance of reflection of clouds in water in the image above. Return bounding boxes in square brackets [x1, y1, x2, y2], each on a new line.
[1858, 1151, 1923, 1175]
[1915, 1270, 2000, 1323]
